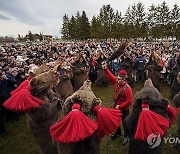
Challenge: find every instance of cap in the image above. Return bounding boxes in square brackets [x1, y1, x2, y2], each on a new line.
[117, 70, 128, 79]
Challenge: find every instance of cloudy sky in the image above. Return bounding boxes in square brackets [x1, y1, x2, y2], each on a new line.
[0, 0, 179, 37]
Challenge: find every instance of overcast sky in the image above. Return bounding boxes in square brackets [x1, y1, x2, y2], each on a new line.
[0, 0, 179, 37]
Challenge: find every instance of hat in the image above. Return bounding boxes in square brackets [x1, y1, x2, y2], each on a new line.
[9, 67, 18, 74]
[117, 70, 128, 79]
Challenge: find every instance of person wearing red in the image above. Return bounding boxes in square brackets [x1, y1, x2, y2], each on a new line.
[103, 63, 133, 145]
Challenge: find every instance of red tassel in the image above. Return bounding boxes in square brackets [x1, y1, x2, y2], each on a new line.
[134, 104, 169, 141]
[3, 85, 44, 112]
[166, 105, 176, 126]
[50, 103, 98, 143]
[178, 107, 180, 115]
[11, 77, 32, 96]
[93, 105, 121, 139]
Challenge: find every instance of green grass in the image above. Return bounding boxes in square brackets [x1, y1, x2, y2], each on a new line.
[0, 83, 179, 154]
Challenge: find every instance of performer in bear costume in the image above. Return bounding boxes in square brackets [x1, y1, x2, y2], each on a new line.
[94, 51, 109, 87]
[124, 78, 176, 154]
[147, 53, 163, 91]
[4, 69, 62, 154]
[55, 65, 74, 101]
[71, 54, 89, 91]
[50, 80, 122, 154]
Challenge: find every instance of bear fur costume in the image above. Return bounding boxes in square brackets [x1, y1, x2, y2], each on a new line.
[62, 80, 96, 118]
[124, 78, 173, 154]
[55, 67, 74, 102]
[71, 54, 89, 91]
[26, 70, 62, 154]
[57, 80, 100, 154]
[147, 65, 162, 91]
[94, 52, 109, 87]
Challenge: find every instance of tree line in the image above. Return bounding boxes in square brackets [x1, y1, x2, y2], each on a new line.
[61, 1, 180, 40]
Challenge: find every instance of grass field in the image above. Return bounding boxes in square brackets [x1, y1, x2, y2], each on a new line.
[0, 82, 179, 154]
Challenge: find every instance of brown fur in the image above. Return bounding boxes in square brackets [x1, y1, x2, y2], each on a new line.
[62, 80, 96, 118]
[95, 69, 108, 86]
[55, 69, 74, 101]
[57, 80, 100, 154]
[30, 70, 59, 98]
[72, 67, 89, 91]
[33, 63, 50, 75]
[26, 70, 61, 154]
[26, 99, 59, 154]
[147, 65, 162, 91]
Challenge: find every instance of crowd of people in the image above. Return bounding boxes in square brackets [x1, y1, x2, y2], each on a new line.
[0, 41, 179, 151]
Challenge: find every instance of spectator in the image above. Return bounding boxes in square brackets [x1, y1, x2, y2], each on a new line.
[134, 54, 147, 82]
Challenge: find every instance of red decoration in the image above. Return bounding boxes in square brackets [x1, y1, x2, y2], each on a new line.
[93, 105, 121, 139]
[166, 105, 176, 126]
[134, 104, 169, 141]
[3, 85, 44, 112]
[50, 103, 98, 143]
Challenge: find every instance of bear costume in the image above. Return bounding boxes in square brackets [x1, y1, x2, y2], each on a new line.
[50, 80, 122, 154]
[4, 69, 62, 154]
[124, 78, 176, 154]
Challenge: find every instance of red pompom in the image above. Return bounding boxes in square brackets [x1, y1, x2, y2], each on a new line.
[93, 105, 121, 139]
[166, 105, 176, 126]
[3, 86, 44, 112]
[135, 104, 169, 141]
[50, 103, 98, 143]
[11, 77, 32, 96]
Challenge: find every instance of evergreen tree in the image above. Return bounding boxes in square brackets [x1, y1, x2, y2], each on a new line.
[79, 11, 90, 39]
[90, 16, 103, 39]
[75, 11, 82, 39]
[135, 2, 147, 39]
[99, 4, 115, 39]
[156, 1, 170, 38]
[135, 2, 146, 24]
[68, 16, 77, 39]
[170, 4, 180, 39]
[147, 4, 158, 39]
[61, 14, 69, 39]
[112, 10, 123, 39]
[60, 2, 180, 40]
[124, 6, 136, 38]
[124, 6, 133, 24]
